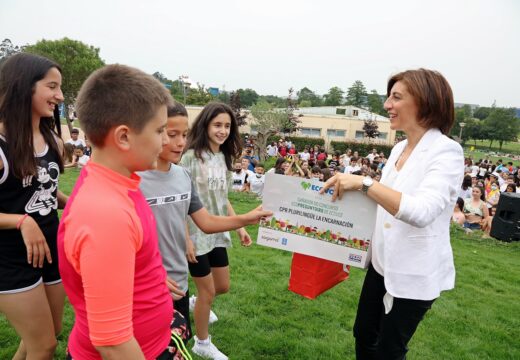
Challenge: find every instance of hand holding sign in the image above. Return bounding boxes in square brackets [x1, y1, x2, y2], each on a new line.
[320, 174, 364, 201]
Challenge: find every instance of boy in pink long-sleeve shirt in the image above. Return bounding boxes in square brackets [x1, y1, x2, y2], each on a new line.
[58, 64, 183, 359]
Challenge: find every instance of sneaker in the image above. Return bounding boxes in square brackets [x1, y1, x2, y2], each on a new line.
[192, 335, 228, 360]
[189, 295, 196, 312]
[189, 295, 219, 324]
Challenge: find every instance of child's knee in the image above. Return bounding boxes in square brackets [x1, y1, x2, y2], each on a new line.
[215, 283, 230, 295]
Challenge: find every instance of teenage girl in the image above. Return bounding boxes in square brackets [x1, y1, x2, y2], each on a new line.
[180, 102, 249, 359]
[0, 53, 68, 359]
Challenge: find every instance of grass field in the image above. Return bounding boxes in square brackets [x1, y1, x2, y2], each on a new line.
[1, 169, 519, 359]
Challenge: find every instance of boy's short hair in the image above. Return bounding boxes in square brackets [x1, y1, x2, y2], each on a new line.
[75, 144, 85, 151]
[76, 64, 172, 147]
[256, 163, 264, 169]
[71, 128, 80, 134]
[167, 101, 188, 118]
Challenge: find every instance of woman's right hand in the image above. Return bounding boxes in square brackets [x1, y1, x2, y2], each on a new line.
[19, 216, 52, 267]
[321, 173, 364, 201]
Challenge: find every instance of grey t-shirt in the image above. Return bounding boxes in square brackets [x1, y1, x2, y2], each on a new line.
[138, 164, 203, 292]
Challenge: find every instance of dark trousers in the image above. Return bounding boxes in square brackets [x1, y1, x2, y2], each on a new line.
[353, 265, 434, 360]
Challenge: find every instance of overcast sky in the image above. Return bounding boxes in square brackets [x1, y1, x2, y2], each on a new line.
[1, 0, 518, 107]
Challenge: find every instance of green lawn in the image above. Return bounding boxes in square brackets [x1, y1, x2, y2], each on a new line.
[1, 169, 519, 359]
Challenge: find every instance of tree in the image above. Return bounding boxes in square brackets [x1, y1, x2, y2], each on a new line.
[363, 118, 380, 139]
[229, 91, 248, 126]
[282, 87, 301, 134]
[345, 80, 368, 107]
[297, 87, 322, 107]
[299, 100, 312, 108]
[249, 101, 289, 161]
[236, 88, 259, 107]
[24, 38, 105, 133]
[217, 91, 231, 104]
[323, 86, 344, 106]
[473, 106, 492, 120]
[367, 90, 385, 116]
[258, 95, 285, 108]
[451, 105, 473, 141]
[152, 72, 185, 103]
[483, 107, 520, 150]
[185, 84, 214, 105]
[0, 38, 23, 64]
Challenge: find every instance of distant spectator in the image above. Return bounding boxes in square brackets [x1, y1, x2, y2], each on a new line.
[247, 163, 266, 197]
[452, 197, 466, 226]
[65, 128, 86, 147]
[463, 186, 489, 230]
[459, 175, 472, 199]
[300, 146, 311, 161]
[242, 145, 259, 171]
[311, 166, 322, 180]
[84, 137, 92, 157]
[266, 142, 278, 157]
[321, 168, 332, 182]
[366, 148, 378, 163]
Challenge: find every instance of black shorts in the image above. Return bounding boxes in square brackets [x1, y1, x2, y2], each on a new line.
[188, 247, 229, 278]
[0, 223, 61, 293]
[67, 310, 191, 360]
[173, 290, 192, 343]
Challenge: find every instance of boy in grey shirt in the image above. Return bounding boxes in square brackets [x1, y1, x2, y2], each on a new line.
[139, 103, 270, 347]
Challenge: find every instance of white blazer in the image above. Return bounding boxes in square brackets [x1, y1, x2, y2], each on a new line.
[374, 128, 464, 300]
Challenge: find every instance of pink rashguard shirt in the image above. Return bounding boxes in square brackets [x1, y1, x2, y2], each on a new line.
[58, 162, 173, 360]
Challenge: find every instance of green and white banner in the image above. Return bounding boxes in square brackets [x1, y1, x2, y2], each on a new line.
[257, 173, 377, 268]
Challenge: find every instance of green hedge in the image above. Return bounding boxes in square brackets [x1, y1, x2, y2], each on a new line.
[266, 135, 325, 151]
[330, 141, 394, 157]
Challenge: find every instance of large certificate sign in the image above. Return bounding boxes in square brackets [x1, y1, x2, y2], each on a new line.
[257, 173, 377, 268]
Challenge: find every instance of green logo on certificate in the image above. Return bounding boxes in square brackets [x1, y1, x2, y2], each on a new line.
[300, 181, 311, 191]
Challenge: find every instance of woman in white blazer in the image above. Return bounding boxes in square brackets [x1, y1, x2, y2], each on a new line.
[322, 69, 464, 359]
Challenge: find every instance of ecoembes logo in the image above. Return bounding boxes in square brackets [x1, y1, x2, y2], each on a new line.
[300, 181, 334, 195]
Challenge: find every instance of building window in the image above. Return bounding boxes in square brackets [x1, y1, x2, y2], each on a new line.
[300, 128, 321, 137]
[355, 131, 365, 139]
[336, 108, 346, 115]
[327, 129, 346, 137]
[378, 132, 387, 140]
[353, 109, 359, 116]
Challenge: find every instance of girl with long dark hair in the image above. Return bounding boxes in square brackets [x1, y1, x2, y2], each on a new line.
[180, 102, 249, 359]
[0, 53, 68, 359]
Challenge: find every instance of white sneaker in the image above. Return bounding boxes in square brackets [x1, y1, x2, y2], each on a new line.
[189, 295, 219, 324]
[189, 295, 196, 312]
[192, 335, 228, 360]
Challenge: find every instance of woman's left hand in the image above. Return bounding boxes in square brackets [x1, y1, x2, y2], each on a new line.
[320, 174, 363, 201]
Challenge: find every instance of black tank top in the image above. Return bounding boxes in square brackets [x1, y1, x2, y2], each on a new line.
[0, 135, 60, 237]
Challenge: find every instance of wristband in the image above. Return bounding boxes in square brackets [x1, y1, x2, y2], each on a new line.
[16, 214, 29, 230]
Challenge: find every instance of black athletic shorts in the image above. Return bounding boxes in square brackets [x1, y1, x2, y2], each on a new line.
[188, 247, 229, 278]
[173, 290, 192, 344]
[0, 222, 61, 293]
[67, 310, 191, 360]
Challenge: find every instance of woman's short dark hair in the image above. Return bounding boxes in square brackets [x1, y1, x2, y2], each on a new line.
[506, 184, 516, 193]
[0, 53, 64, 178]
[387, 68, 454, 135]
